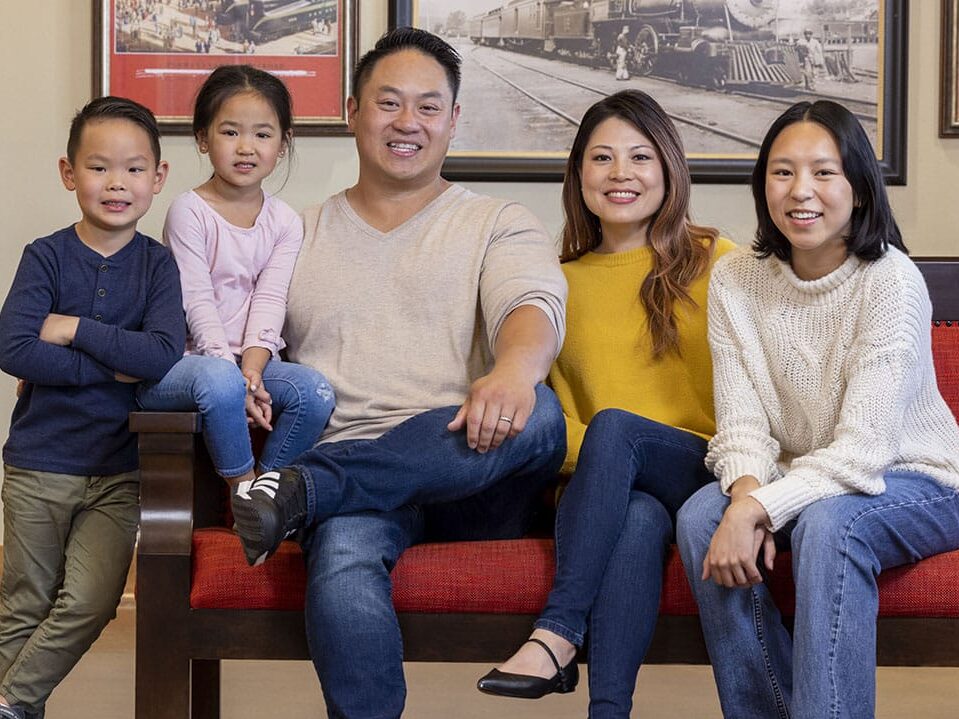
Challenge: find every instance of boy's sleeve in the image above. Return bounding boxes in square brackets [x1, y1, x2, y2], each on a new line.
[0, 244, 114, 385]
[72, 248, 186, 382]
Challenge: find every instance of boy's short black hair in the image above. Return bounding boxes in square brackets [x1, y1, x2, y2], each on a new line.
[352, 27, 461, 103]
[67, 96, 162, 166]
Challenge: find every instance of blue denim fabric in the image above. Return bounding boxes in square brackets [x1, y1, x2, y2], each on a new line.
[137, 354, 334, 478]
[293, 384, 563, 525]
[300, 384, 565, 719]
[533, 409, 713, 718]
[676, 475, 959, 719]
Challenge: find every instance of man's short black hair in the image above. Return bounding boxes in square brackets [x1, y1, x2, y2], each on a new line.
[67, 96, 162, 165]
[352, 27, 462, 103]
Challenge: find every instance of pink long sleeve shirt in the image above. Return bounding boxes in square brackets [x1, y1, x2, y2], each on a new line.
[162, 190, 303, 361]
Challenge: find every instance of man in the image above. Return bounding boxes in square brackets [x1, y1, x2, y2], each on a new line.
[796, 28, 825, 90]
[615, 25, 630, 81]
[231, 27, 567, 718]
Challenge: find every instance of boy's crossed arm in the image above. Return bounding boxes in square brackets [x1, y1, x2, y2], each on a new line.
[70, 254, 184, 382]
[38, 313, 145, 383]
[0, 244, 185, 387]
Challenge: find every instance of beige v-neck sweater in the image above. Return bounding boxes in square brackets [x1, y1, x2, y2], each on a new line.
[284, 185, 567, 443]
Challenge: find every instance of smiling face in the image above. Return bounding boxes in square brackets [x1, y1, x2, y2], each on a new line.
[59, 118, 168, 247]
[347, 48, 459, 192]
[198, 91, 286, 193]
[579, 116, 665, 251]
[765, 120, 855, 279]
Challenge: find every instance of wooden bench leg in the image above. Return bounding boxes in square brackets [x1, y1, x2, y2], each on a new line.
[136, 637, 190, 719]
[191, 660, 221, 719]
[136, 556, 192, 719]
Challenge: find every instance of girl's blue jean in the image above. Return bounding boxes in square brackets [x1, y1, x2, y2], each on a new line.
[137, 355, 335, 479]
[533, 409, 714, 719]
[676, 475, 959, 719]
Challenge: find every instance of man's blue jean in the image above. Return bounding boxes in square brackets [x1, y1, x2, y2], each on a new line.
[533, 409, 714, 719]
[137, 354, 334, 479]
[297, 384, 565, 719]
[676, 474, 959, 719]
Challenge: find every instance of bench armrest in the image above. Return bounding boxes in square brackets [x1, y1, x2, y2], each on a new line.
[132, 411, 224, 557]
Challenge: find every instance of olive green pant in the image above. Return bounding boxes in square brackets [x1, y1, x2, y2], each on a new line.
[0, 465, 139, 712]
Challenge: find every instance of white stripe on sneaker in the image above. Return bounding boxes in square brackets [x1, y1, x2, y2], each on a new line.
[235, 471, 282, 501]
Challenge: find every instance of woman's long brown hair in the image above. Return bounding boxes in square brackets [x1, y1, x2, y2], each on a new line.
[561, 90, 719, 358]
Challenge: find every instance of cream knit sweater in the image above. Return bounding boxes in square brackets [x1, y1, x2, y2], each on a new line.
[706, 247, 959, 530]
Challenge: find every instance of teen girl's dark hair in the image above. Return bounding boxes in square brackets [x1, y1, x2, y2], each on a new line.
[562, 89, 719, 358]
[67, 96, 162, 165]
[353, 27, 462, 103]
[192, 65, 294, 153]
[751, 100, 906, 260]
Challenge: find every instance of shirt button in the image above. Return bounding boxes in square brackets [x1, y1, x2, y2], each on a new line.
[94, 314, 103, 321]
[100, 264, 108, 272]
[97, 288, 106, 297]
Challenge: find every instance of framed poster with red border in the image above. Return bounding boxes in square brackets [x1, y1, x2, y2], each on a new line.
[93, 0, 357, 135]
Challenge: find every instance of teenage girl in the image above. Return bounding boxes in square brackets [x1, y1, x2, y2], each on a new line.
[676, 100, 959, 718]
[139, 65, 335, 488]
[477, 90, 735, 717]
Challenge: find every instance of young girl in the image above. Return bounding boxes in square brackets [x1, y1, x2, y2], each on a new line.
[477, 90, 735, 716]
[139, 65, 334, 488]
[676, 101, 959, 718]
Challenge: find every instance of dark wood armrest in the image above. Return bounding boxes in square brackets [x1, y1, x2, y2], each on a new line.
[130, 411, 202, 434]
[133, 412, 204, 557]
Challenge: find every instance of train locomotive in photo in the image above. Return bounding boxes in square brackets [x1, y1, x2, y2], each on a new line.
[216, 0, 337, 43]
[469, 0, 802, 89]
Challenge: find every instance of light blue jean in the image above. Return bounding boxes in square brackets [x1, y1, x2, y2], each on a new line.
[137, 355, 335, 479]
[534, 409, 713, 718]
[300, 384, 566, 718]
[676, 474, 959, 719]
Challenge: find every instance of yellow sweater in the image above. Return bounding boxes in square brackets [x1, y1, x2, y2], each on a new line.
[549, 238, 737, 473]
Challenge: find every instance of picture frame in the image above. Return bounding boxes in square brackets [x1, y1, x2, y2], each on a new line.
[93, 0, 358, 135]
[388, 0, 907, 184]
[942, 0, 959, 137]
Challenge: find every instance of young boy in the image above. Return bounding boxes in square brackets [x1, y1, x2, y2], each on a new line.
[0, 97, 185, 719]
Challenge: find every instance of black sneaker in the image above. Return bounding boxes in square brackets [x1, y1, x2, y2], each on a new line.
[231, 468, 308, 566]
[0, 704, 25, 719]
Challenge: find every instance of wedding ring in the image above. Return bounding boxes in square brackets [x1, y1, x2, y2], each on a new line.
[498, 416, 513, 425]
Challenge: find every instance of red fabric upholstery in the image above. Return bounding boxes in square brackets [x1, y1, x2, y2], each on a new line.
[391, 538, 555, 613]
[192, 528, 306, 611]
[190, 530, 555, 614]
[933, 324, 959, 422]
[191, 528, 959, 618]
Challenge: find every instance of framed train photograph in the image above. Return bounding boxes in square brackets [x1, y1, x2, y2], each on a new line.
[942, 0, 959, 137]
[94, 0, 358, 135]
[388, 0, 908, 183]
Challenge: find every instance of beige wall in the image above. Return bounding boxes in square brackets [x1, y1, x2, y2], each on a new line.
[0, 2, 957, 537]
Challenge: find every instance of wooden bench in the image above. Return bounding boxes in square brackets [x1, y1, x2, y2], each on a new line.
[131, 258, 959, 719]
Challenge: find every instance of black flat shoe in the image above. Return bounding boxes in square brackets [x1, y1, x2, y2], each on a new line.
[476, 637, 579, 699]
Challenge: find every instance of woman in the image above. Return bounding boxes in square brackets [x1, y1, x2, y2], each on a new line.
[676, 100, 959, 719]
[477, 90, 734, 717]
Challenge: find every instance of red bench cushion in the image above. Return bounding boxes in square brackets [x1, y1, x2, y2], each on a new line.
[190, 528, 959, 618]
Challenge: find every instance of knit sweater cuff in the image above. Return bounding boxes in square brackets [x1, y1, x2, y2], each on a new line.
[748, 477, 821, 531]
[717, 454, 775, 495]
